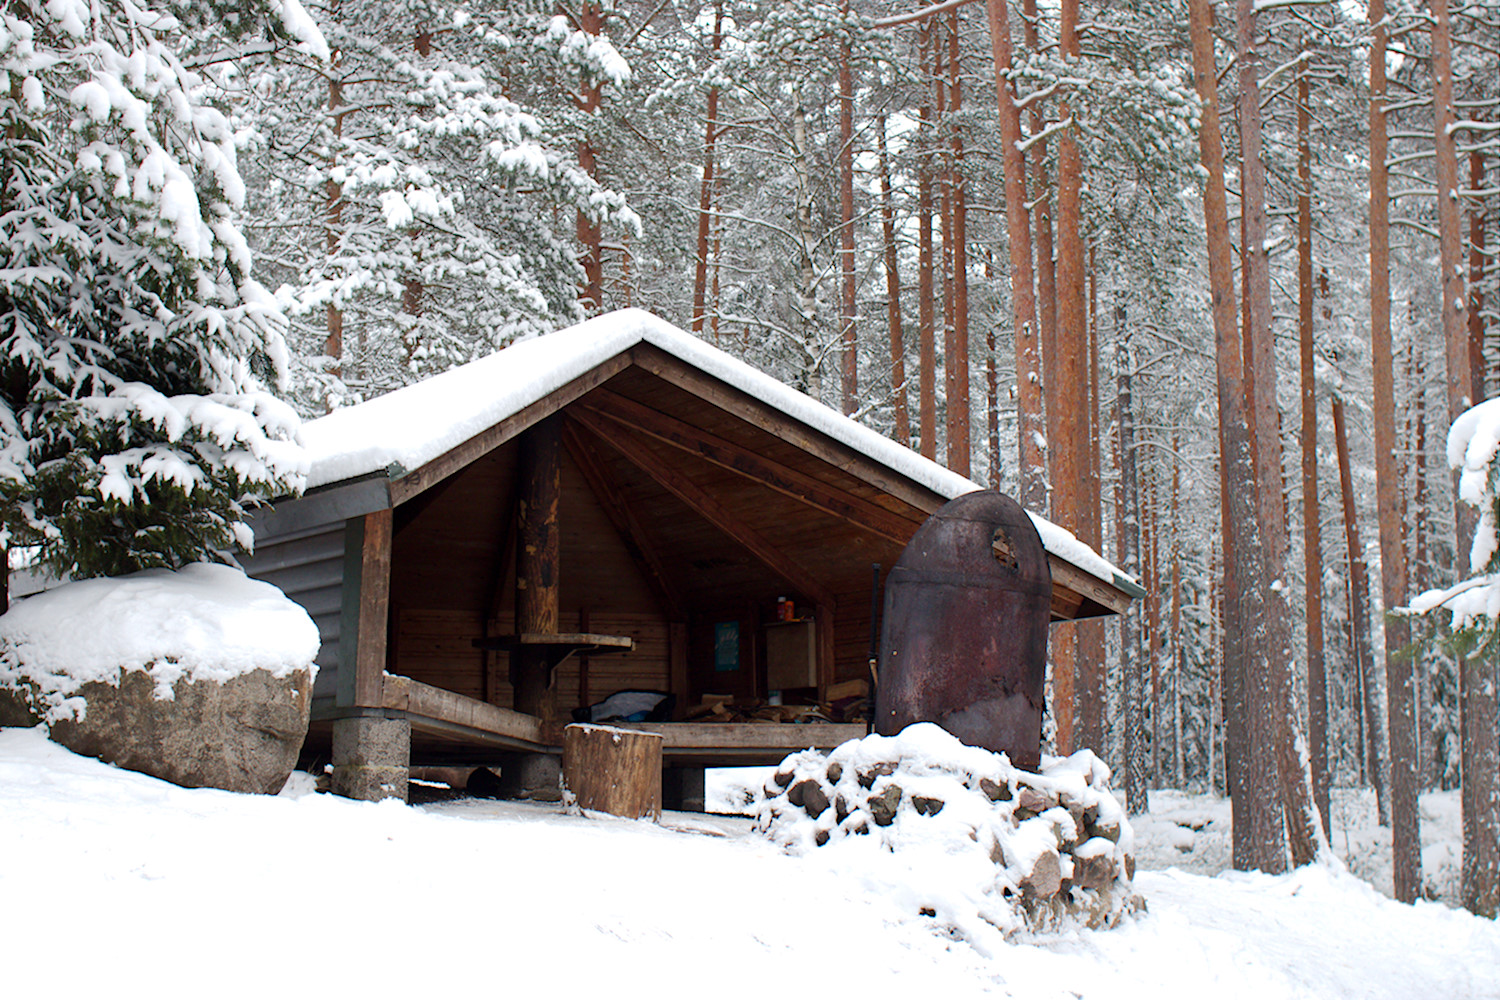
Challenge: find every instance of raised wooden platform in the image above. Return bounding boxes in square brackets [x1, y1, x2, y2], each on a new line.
[309, 674, 865, 768]
[621, 721, 866, 766]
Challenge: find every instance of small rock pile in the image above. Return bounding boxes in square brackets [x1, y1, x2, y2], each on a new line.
[755, 723, 1143, 938]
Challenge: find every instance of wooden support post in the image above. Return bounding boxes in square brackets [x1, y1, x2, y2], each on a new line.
[515, 416, 562, 725]
[815, 603, 836, 704]
[670, 622, 689, 719]
[340, 508, 392, 709]
[562, 723, 662, 821]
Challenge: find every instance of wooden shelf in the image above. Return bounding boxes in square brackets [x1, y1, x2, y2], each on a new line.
[473, 632, 635, 655]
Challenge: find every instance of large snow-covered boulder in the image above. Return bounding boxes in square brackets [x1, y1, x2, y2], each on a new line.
[755, 723, 1142, 940]
[0, 563, 319, 794]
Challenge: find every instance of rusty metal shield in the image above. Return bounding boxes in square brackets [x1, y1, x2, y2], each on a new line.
[874, 490, 1051, 768]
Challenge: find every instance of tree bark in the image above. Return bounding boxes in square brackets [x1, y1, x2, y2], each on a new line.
[945, 12, 971, 475]
[576, 1, 605, 312]
[1147, 469, 1162, 786]
[1190, 0, 1273, 871]
[985, 253, 1000, 487]
[1117, 308, 1147, 815]
[690, 0, 724, 338]
[1469, 149, 1487, 403]
[1298, 44, 1330, 838]
[839, 0, 858, 415]
[791, 92, 821, 399]
[1078, 245, 1106, 753]
[1238, 0, 1322, 870]
[324, 35, 345, 386]
[1368, 0, 1419, 901]
[877, 116, 911, 447]
[1333, 394, 1389, 827]
[935, 28, 956, 464]
[917, 24, 938, 460]
[1435, 0, 1500, 919]
[1023, 0, 1059, 502]
[516, 417, 563, 724]
[1171, 439, 1184, 787]
[984, 0, 1045, 510]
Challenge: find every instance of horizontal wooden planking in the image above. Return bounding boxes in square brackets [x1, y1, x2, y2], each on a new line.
[393, 608, 671, 712]
[382, 674, 542, 744]
[624, 722, 865, 755]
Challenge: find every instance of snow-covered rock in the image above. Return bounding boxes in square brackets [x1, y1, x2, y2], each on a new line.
[0, 564, 319, 794]
[755, 723, 1142, 940]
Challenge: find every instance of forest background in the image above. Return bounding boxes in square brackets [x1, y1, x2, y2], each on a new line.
[2, 0, 1498, 919]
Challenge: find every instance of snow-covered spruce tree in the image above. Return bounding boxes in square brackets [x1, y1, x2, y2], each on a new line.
[1408, 398, 1500, 918]
[233, 1, 639, 414]
[0, 0, 311, 579]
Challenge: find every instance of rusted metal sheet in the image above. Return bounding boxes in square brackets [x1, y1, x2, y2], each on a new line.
[874, 490, 1052, 769]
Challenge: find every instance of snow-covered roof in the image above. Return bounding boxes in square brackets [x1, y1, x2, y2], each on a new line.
[302, 308, 1134, 592]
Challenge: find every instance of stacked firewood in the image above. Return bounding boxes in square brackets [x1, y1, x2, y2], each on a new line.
[754, 723, 1144, 937]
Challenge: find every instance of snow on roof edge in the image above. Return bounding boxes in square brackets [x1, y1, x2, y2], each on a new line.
[299, 308, 1136, 594]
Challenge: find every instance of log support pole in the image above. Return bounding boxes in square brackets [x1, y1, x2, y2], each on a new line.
[506, 417, 564, 798]
[515, 416, 563, 722]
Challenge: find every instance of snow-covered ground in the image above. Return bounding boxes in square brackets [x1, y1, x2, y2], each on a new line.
[3, 726, 1496, 999]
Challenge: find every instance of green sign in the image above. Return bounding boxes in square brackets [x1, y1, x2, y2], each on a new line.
[713, 621, 739, 672]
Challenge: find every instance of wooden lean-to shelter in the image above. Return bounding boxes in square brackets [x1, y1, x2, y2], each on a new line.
[244, 309, 1140, 802]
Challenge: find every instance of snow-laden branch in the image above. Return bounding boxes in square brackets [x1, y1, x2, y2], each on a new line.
[872, 0, 982, 29]
[1452, 119, 1500, 133]
[1017, 117, 1074, 155]
[1254, 0, 1342, 10]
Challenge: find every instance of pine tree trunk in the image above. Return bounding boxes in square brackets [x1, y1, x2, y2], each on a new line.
[690, 1, 723, 337]
[838, 1, 858, 416]
[576, 2, 604, 312]
[945, 14, 970, 475]
[985, 253, 1000, 487]
[1210, 572, 1222, 795]
[792, 93, 821, 399]
[1147, 470, 1162, 787]
[1333, 394, 1389, 826]
[1469, 150, 1487, 404]
[1022, 0, 1058, 493]
[1078, 247, 1106, 753]
[1239, 0, 1321, 870]
[983, 0, 1044, 510]
[877, 116, 911, 447]
[1436, 0, 1500, 919]
[1117, 308, 1147, 815]
[1190, 0, 1270, 871]
[918, 24, 938, 461]
[1299, 46, 1330, 837]
[934, 29, 956, 466]
[324, 48, 345, 385]
[1362, 0, 1420, 901]
[1171, 446, 1184, 788]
